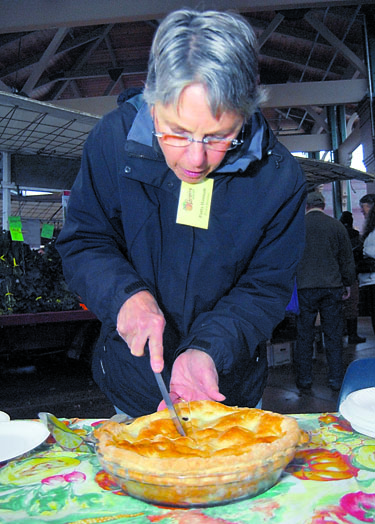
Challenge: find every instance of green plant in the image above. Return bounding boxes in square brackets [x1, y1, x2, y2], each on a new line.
[0, 230, 82, 315]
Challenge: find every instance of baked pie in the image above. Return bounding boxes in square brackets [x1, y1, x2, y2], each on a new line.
[95, 400, 303, 507]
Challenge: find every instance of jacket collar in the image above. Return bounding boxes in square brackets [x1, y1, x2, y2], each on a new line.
[127, 98, 154, 148]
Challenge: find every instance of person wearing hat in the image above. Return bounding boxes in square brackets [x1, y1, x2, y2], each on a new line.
[294, 191, 356, 392]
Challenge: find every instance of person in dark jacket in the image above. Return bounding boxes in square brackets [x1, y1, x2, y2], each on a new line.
[56, 9, 306, 417]
[339, 211, 366, 344]
[295, 192, 356, 392]
[358, 194, 375, 334]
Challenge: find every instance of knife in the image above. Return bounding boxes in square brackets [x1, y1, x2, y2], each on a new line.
[153, 372, 186, 436]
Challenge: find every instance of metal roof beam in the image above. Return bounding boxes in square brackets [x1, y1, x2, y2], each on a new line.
[22, 27, 69, 96]
[0, 0, 367, 33]
[258, 12, 285, 48]
[259, 48, 344, 77]
[301, 105, 329, 131]
[0, 26, 114, 79]
[265, 78, 368, 107]
[247, 12, 362, 54]
[304, 10, 367, 75]
[52, 78, 368, 117]
[36, 63, 148, 90]
[52, 24, 114, 99]
[279, 133, 330, 152]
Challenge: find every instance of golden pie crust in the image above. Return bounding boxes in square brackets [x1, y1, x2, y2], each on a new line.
[94, 401, 302, 478]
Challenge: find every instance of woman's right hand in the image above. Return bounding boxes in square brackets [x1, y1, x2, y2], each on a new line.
[116, 290, 166, 373]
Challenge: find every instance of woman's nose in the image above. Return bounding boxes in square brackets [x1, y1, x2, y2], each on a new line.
[186, 141, 207, 167]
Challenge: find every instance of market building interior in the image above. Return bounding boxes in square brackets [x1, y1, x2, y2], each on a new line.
[1, 0, 375, 420]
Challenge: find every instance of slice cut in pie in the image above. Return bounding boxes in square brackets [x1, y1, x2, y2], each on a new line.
[94, 401, 303, 507]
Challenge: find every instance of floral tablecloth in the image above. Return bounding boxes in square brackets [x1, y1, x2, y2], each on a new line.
[0, 413, 374, 523]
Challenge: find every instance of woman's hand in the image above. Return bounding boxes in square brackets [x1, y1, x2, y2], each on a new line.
[158, 349, 226, 410]
[116, 290, 165, 372]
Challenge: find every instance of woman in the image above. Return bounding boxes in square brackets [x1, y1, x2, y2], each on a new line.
[358, 194, 375, 334]
[56, 9, 306, 417]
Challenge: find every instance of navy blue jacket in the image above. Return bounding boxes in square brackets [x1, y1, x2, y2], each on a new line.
[57, 92, 306, 416]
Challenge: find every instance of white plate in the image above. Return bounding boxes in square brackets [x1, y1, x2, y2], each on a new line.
[348, 420, 375, 438]
[340, 387, 375, 438]
[0, 421, 50, 462]
[0, 411, 10, 422]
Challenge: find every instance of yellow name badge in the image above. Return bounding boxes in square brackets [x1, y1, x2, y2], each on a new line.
[176, 178, 214, 229]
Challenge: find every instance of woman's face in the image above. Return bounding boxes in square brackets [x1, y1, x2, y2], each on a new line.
[361, 203, 372, 218]
[152, 83, 243, 184]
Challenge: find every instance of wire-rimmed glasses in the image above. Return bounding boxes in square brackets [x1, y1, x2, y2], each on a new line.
[152, 131, 244, 152]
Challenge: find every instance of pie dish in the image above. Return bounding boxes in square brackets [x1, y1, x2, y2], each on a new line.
[95, 401, 303, 507]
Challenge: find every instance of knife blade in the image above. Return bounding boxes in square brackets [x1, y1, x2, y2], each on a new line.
[153, 372, 186, 436]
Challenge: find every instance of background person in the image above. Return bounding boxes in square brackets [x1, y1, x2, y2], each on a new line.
[294, 191, 356, 392]
[57, 9, 306, 417]
[358, 194, 375, 335]
[339, 211, 366, 344]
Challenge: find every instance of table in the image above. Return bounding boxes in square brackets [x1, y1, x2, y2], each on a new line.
[0, 310, 97, 327]
[0, 310, 100, 358]
[0, 413, 375, 523]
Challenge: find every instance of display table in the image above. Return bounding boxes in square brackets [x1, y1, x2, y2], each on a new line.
[0, 412, 374, 523]
[0, 309, 97, 327]
[0, 310, 100, 357]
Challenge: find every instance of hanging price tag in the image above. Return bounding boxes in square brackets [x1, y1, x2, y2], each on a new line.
[41, 223, 54, 239]
[8, 216, 24, 242]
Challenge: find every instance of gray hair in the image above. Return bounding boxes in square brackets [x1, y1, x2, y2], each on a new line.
[143, 9, 266, 120]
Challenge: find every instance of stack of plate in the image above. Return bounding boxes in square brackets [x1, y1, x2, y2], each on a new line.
[0, 412, 50, 462]
[339, 387, 375, 438]
[0, 411, 10, 422]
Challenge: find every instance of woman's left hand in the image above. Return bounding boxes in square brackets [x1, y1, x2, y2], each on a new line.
[157, 349, 226, 410]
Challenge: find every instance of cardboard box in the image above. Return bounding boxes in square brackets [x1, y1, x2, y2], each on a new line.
[267, 341, 293, 367]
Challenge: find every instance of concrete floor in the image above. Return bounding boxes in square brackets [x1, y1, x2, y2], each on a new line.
[1, 317, 374, 420]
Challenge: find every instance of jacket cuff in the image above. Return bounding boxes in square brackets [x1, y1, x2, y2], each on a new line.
[175, 338, 225, 373]
[111, 280, 150, 323]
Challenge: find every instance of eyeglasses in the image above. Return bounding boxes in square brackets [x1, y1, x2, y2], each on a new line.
[152, 131, 244, 152]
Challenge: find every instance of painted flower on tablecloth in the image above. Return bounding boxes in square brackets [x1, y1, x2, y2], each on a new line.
[0, 455, 80, 485]
[0, 459, 103, 516]
[249, 499, 280, 519]
[309, 505, 353, 523]
[287, 448, 359, 481]
[340, 491, 375, 522]
[310, 492, 375, 523]
[319, 414, 353, 433]
[95, 469, 126, 495]
[311, 415, 364, 450]
[42, 471, 86, 485]
[351, 445, 375, 471]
